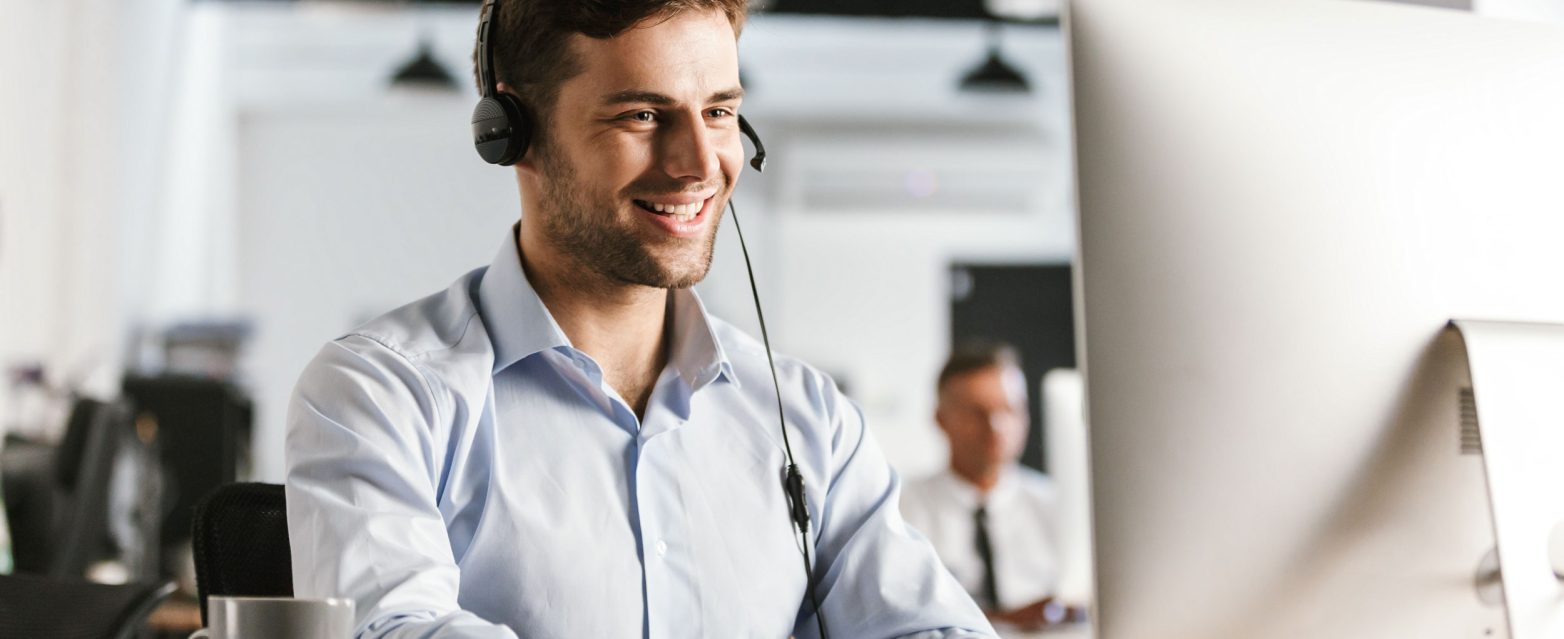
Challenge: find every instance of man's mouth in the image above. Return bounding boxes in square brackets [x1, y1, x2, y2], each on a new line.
[633, 198, 704, 222]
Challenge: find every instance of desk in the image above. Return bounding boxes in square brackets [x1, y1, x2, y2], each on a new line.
[1003, 622, 1093, 639]
[145, 593, 202, 635]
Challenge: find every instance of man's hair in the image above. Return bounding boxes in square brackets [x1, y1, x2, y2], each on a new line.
[937, 341, 1022, 392]
[471, 0, 748, 151]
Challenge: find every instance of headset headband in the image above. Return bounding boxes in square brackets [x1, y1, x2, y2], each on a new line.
[477, 0, 500, 99]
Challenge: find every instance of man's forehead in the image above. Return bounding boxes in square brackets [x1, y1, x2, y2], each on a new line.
[563, 10, 740, 101]
[943, 365, 1028, 402]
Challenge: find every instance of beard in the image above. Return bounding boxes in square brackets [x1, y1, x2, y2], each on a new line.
[535, 147, 724, 290]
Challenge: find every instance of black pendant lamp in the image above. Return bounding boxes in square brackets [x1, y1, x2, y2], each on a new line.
[391, 1, 457, 90]
[959, 20, 1030, 93]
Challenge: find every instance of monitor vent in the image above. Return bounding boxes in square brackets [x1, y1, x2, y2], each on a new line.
[1459, 388, 1482, 455]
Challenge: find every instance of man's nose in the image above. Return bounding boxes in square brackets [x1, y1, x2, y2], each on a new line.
[660, 115, 721, 183]
[984, 413, 1011, 435]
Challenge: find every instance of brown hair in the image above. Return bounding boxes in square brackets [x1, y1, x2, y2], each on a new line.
[472, 0, 748, 149]
[937, 341, 1022, 392]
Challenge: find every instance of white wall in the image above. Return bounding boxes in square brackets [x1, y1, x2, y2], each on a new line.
[0, 1, 72, 385]
[1, 0, 185, 430]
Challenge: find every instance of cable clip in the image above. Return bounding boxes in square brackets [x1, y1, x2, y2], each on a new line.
[784, 463, 811, 534]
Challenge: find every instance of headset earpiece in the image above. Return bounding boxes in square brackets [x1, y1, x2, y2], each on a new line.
[472, 92, 531, 166]
[472, 0, 530, 166]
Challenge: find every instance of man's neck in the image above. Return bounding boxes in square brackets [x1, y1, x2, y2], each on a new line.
[516, 225, 669, 418]
[951, 464, 1002, 497]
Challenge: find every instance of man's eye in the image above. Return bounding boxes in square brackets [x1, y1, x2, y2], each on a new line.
[707, 108, 734, 119]
[628, 111, 656, 123]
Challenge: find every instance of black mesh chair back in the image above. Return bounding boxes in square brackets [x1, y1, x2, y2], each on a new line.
[0, 573, 175, 639]
[191, 482, 294, 624]
[124, 375, 252, 554]
[54, 398, 101, 489]
[50, 398, 130, 579]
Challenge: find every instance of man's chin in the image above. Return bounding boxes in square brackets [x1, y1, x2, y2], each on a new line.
[642, 241, 717, 288]
[651, 263, 713, 289]
[608, 256, 712, 289]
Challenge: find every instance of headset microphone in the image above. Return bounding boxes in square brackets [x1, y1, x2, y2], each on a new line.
[472, 3, 820, 636]
[737, 115, 767, 172]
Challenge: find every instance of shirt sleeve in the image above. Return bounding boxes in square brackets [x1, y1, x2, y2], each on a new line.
[286, 335, 519, 639]
[793, 379, 999, 639]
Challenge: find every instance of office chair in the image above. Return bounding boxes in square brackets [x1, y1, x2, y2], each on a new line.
[1, 435, 57, 573]
[2, 398, 131, 576]
[190, 482, 293, 624]
[0, 572, 176, 639]
[50, 398, 132, 579]
[123, 375, 252, 565]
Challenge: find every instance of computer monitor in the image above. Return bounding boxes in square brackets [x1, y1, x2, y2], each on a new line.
[1068, 1, 1564, 638]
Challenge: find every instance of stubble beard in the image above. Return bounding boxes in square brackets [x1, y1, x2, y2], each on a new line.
[536, 146, 722, 291]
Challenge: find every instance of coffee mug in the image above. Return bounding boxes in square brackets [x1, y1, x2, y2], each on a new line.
[189, 596, 354, 639]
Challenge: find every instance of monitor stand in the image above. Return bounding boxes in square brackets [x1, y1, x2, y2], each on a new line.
[1452, 320, 1564, 639]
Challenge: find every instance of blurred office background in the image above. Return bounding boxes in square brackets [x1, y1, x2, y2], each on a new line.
[4, 0, 1559, 635]
[1, 1, 1074, 484]
[0, 0, 1069, 483]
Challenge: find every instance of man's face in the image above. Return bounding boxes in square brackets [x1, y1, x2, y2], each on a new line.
[936, 364, 1030, 479]
[530, 10, 744, 289]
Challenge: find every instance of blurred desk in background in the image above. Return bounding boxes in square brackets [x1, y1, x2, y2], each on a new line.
[145, 592, 202, 636]
[1003, 622, 1092, 639]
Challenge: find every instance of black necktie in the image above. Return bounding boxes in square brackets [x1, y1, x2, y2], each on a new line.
[974, 504, 1001, 610]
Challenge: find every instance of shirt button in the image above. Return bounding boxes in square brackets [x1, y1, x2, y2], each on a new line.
[655, 539, 669, 557]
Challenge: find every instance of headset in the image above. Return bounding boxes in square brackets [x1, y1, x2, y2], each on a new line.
[471, 0, 766, 171]
[470, 2, 825, 637]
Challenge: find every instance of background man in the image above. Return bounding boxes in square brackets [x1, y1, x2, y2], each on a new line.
[901, 342, 1083, 633]
[284, 1, 995, 637]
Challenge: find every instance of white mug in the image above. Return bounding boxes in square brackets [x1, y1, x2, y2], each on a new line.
[188, 596, 354, 639]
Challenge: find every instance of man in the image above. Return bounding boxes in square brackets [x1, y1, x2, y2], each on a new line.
[284, 1, 995, 637]
[900, 343, 1082, 633]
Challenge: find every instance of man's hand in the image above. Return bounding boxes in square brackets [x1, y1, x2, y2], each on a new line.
[986, 598, 1086, 632]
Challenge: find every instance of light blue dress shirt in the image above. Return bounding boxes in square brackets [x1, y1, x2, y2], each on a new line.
[285, 231, 997, 639]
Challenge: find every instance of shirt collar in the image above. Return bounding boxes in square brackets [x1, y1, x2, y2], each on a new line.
[478, 226, 737, 390]
[478, 227, 572, 374]
[668, 286, 739, 390]
[938, 466, 1022, 509]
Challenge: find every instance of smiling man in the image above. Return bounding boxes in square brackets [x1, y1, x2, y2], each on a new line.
[282, 1, 995, 638]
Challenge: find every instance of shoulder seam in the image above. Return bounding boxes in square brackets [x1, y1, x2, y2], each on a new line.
[340, 331, 447, 425]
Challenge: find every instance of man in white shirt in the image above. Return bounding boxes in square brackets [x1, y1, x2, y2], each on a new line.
[901, 343, 1084, 633]
[283, 0, 996, 637]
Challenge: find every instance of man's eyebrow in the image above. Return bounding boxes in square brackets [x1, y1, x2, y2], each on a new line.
[707, 87, 745, 103]
[602, 90, 676, 106]
[600, 87, 746, 107]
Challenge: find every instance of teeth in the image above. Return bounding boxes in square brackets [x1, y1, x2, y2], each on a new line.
[640, 199, 702, 219]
